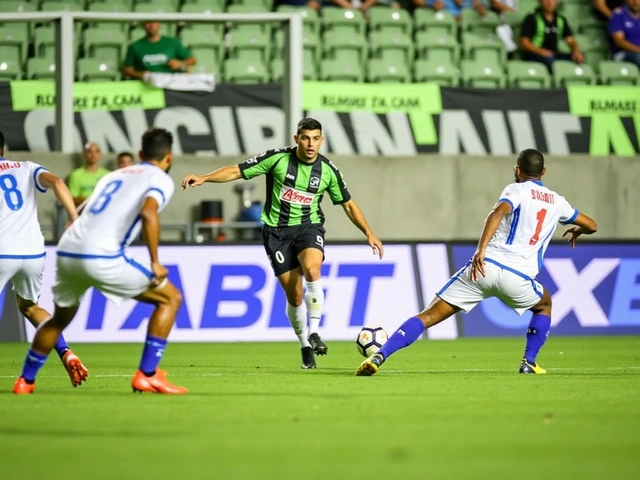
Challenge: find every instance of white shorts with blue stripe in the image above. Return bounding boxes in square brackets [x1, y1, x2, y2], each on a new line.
[53, 252, 155, 308]
[0, 254, 46, 303]
[437, 258, 543, 315]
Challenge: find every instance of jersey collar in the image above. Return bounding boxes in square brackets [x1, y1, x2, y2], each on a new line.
[526, 179, 544, 186]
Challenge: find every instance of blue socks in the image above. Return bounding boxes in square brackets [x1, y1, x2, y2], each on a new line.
[54, 335, 70, 358]
[20, 349, 48, 383]
[139, 335, 167, 376]
[524, 314, 551, 364]
[379, 317, 425, 360]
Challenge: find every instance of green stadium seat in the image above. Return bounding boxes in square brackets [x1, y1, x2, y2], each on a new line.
[182, 0, 225, 9]
[507, 60, 551, 88]
[0, 25, 28, 67]
[321, 9, 365, 35]
[190, 54, 221, 76]
[367, 58, 410, 83]
[224, 58, 268, 84]
[368, 31, 414, 68]
[0, 59, 21, 81]
[180, 23, 225, 40]
[181, 29, 224, 64]
[26, 57, 56, 79]
[416, 31, 459, 64]
[368, 6, 412, 35]
[462, 33, 505, 68]
[226, 5, 272, 34]
[0, 46, 21, 67]
[88, 0, 132, 11]
[83, 29, 127, 66]
[461, 59, 506, 88]
[560, 4, 592, 19]
[584, 50, 609, 71]
[460, 10, 500, 36]
[598, 61, 640, 85]
[502, 11, 523, 37]
[134, 0, 182, 10]
[413, 59, 459, 86]
[0, 1, 36, 13]
[553, 60, 596, 86]
[270, 57, 283, 82]
[322, 31, 367, 68]
[414, 9, 456, 36]
[77, 58, 120, 82]
[275, 6, 321, 34]
[228, 0, 274, 10]
[519, 0, 538, 14]
[575, 16, 607, 36]
[229, 29, 269, 63]
[273, 28, 320, 63]
[320, 58, 363, 82]
[34, 26, 80, 59]
[132, 4, 178, 36]
[40, 1, 83, 12]
[575, 33, 608, 55]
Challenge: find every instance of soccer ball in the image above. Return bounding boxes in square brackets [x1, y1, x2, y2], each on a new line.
[355, 326, 388, 357]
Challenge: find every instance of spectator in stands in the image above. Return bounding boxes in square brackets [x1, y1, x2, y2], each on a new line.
[593, 0, 624, 20]
[360, 0, 411, 13]
[117, 152, 135, 169]
[122, 22, 196, 80]
[277, 0, 321, 8]
[67, 142, 110, 207]
[490, 0, 516, 13]
[519, 0, 584, 70]
[413, 0, 487, 21]
[609, 0, 640, 67]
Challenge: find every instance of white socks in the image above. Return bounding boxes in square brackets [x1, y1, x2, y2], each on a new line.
[305, 280, 324, 335]
[286, 302, 310, 348]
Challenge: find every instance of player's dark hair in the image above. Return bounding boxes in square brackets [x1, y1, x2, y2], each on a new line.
[117, 151, 134, 160]
[296, 118, 322, 135]
[141, 128, 173, 161]
[0, 129, 5, 155]
[517, 148, 545, 177]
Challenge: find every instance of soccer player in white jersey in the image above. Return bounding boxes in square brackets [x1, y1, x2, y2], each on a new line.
[13, 128, 187, 395]
[0, 129, 89, 386]
[356, 148, 598, 376]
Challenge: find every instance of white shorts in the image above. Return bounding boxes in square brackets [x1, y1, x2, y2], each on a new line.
[437, 259, 543, 315]
[0, 255, 46, 303]
[53, 253, 155, 308]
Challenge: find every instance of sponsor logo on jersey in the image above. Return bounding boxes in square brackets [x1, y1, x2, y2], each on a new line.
[280, 186, 314, 205]
[310, 176, 320, 187]
[286, 173, 295, 180]
[142, 53, 169, 66]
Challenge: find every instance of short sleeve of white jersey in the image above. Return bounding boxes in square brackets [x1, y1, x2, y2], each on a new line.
[144, 172, 175, 212]
[558, 195, 579, 225]
[25, 161, 49, 193]
[497, 183, 521, 212]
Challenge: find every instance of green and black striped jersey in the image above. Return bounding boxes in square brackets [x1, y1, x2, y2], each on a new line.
[238, 147, 351, 228]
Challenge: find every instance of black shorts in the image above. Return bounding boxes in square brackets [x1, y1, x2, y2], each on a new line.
[262, 224, 326, 276]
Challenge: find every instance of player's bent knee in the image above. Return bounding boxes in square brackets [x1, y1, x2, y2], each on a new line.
[302, 265, 321, 282]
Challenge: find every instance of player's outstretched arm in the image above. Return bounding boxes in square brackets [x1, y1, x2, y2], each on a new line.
[181, 166, 242, 190]
[39, 171, 78, 223]
[341, 199, 384, 259]
[471, 201, 512, 281]
[140, 197, 168, 286]
[562, 213, 598, 248]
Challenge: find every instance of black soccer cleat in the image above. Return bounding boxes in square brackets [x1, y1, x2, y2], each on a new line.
[308, 333, 328, 356]
[301, 346, 316, 369]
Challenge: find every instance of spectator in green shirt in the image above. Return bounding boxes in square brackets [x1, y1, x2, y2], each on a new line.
[67, 142, 110, 207]
[122, 21, 197, 80]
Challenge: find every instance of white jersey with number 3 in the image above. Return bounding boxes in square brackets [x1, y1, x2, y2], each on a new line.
[484, 180, 578, 278]
[58, 163, 174, 257]
[0, 159, 48, 256]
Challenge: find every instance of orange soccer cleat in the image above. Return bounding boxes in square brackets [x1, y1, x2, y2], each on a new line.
[13, 377, 35, 394]
[62, 350, 89, 387]
[131, 370, 188, 394]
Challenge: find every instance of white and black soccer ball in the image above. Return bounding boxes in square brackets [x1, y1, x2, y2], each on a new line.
[355, 326, 388, 357]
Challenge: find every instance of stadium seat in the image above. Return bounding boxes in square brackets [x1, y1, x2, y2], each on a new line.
[368, 31, 414, 68]
[83, 29, 127, 66]
[190, 54, 221, 77]
[77, 58, 120, 82]
[320, 58, 364, 82]
[575, 16, 607, 37]
[552, 60, 596, 86]
[275, 6, 320, 34]
[40, 1, 83, 12]
[584, 50, 609, 71]
[0, 59, 21, 81]
[182, 0, 225, 10]
[0, 46, 21, 67]
[507, 60, 551, 88]
[223, 58, 269, 83]
[598, 61, 640, 85]
[132, 4, 178, 36]
[560, 4, 592, 20]
[416, 31, 459, 64]
[0, 1, 35, 13]
[502, 11, 523, 37]
[368, 6, 412, 35]
[575, 33, 608, 60]
[322, 31, 367, 68]
[226, 5, 272, 34]
[367, 58, 410, 83]
[26, 57, 56, 79]
[134, 0, 182, 10]
[460, 10, 500, 36]
[86, 3, 131, 33]
[229, 29, 269, 63]
[462, 33, 506, 68]
[0, 25, 28, 67]
[321, 9, 366, 35]
[270, 57, 283, 82]
[413, 59, 459, 86]
[519, 0, 538, 13]
[460, 59, 506, 88]
[413, 9, 456, 36]
[228, 0, 274, 10]
[273, 28, 320, 63]
[34, 26, 80, 59]
[181, 29, 224, 64]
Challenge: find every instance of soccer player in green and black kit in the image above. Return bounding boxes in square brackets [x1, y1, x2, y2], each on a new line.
[182, 118, 384, 369]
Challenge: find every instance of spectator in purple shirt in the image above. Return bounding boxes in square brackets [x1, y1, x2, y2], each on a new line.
[609, 0, 640, 67]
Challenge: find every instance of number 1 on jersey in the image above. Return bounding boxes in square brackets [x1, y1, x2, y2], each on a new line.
[529, 208, 547, 245]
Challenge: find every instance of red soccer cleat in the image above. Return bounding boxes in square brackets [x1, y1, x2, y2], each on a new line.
[62, 350, 89, 387]
[13, 377, 35, 395]
[131, 370, 188, 394]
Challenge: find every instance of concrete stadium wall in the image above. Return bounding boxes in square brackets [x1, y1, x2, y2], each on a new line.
[7, 151, 639, 241]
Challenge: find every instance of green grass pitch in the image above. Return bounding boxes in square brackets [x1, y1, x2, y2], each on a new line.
[1, 337, 639, 480]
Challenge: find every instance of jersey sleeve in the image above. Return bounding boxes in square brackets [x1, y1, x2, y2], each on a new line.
[608, 12, 624, 35]
[175, 38, 192, 60]
[561, 16, 573, 38]
[26, 161, 49, 193]
[497, 183, 521, 212]
[519, 14, 536, 39]
[238, 150, 283, 180]
[327, 166, 351, 205]
[558, 196, 579, 225]
[123, 44, 135, 68]
[145, 173, 175, 212]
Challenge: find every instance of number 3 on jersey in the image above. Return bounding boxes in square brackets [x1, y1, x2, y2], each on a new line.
[0, 174, 24, 211]
[89, 180, 122, 215]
